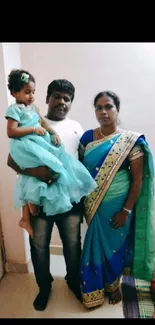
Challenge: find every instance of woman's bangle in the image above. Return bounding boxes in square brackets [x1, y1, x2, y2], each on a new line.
[33, 126, 36, 133]
[123, 207, 131, 214]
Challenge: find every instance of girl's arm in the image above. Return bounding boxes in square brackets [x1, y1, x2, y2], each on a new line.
[7, 118, 46, 138]
[7, 118, 35, 138]
[35, 106, 55, 135]
[35, 106, 61, 146]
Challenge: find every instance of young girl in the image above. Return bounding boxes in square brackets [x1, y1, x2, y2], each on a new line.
[5, 69, 97, 238]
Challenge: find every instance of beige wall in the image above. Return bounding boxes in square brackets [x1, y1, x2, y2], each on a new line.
[1, 42, 155, 261]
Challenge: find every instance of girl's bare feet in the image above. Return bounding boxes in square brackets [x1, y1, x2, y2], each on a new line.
[19, 219, 33, 238]
[20, 204, 34, 238]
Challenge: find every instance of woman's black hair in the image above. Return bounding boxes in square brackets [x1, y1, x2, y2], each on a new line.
[94, 91, 120, 111]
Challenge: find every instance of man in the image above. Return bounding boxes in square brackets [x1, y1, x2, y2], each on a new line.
[7, 79, 84, 311]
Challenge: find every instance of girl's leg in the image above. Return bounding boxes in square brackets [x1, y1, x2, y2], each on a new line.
[28, 203, 38, 216]
[19, 204, 34, 238]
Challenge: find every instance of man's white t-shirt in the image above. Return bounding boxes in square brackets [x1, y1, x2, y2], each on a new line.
[44, 117, 84, 158]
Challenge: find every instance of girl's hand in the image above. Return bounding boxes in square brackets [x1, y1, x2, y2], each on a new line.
[53, 134, 61, 146]
[34, 127, 47, 135]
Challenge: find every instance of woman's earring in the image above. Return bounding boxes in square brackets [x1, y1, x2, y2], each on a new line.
[117, 115, 121, 126]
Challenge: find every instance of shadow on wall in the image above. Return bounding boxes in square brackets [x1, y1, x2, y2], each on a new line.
[0, 216, 6, 280]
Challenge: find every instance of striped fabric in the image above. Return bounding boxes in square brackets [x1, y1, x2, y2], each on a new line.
[122, 276, 155, 318]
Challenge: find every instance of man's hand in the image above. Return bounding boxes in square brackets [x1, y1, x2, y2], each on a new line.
[34, 167, 59, 184]
[7, 154, 59, 184]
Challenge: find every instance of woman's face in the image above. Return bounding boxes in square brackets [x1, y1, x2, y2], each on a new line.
[95, 95, 119, 127]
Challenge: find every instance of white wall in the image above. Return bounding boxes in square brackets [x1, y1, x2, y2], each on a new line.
[19, 42, 155, 246]
[19, 43, 155, 152]
[1, 42, 155, 257]
[0, 43, 30, 264]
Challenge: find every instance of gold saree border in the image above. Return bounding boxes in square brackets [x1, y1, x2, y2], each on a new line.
[82, 270, 132, 308]
[84, 131, 142, 224]
[82, 275, 121, 308]
[82, 288, 104, 308]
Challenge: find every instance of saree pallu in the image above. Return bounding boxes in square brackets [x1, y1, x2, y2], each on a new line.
[80, 131, 155, 308]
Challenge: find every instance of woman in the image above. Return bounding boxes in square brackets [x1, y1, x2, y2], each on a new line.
[79, 91, 155, 309]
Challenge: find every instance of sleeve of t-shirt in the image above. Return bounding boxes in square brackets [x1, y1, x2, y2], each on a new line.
[5, 105, 21, 123]
[75, 122, 84, 138]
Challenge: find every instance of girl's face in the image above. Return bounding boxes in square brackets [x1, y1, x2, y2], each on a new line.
[13, 81, 35, 106]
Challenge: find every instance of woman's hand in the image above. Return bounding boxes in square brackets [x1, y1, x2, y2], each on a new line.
[111, 210, 129, 229]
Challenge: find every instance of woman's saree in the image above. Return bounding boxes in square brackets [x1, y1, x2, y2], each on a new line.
[80, 130, 155, 308]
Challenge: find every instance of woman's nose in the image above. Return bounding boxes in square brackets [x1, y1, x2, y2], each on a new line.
[100, 107, 107, 114]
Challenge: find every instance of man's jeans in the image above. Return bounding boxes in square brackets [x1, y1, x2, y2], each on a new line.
[29, 202, 83, 292]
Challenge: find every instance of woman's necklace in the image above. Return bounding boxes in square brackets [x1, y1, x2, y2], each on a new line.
[98, 128, 117, 140]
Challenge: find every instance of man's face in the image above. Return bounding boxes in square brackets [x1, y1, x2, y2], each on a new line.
[46, 91, 72, 121]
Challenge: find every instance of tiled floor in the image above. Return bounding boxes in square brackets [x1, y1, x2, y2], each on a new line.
[0, 255, 124, 318]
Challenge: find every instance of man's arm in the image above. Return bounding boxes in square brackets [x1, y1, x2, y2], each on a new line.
[7, 154, 26, 174]
[35, 106, 61, 146]
[76, 122, 84, 161]
[7, 154, 57, 183]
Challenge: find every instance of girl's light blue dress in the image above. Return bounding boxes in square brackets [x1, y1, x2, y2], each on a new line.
[5, 103, 97, 216]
